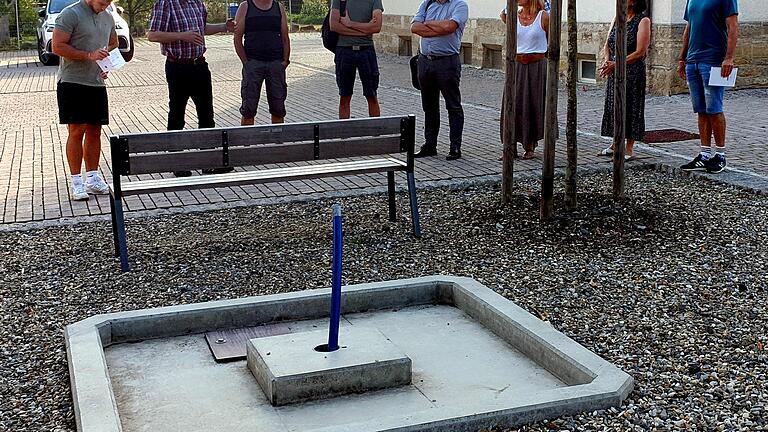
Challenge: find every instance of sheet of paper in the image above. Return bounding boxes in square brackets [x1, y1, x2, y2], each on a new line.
[708, 67, 738, 87]
[96, 48, 126, 72]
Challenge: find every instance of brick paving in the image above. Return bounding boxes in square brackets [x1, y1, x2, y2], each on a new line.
[0, 34, 766, 226]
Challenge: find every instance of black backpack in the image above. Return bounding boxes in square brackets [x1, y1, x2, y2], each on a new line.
[321, 0, 347, 53]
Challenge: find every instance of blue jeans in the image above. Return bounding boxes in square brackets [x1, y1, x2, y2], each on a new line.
[686, 62, 725, 115]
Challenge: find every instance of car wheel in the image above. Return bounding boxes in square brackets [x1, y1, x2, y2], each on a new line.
[120, 35, 134, 62]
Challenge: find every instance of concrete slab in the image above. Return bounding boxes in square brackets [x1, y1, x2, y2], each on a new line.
[247, 327, 412, 406]
[68, 276, 634, 432]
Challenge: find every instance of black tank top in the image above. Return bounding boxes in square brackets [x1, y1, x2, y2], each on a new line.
[244, 0, 284, 61]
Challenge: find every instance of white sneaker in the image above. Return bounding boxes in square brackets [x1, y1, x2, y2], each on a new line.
[71, 182, 89, 201]
[85, 174, 110, 195]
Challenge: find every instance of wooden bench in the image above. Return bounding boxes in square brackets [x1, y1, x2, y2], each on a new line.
[108, 115, 421, 272]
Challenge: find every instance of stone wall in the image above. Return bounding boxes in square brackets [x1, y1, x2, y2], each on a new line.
[374, 17, 768, 96]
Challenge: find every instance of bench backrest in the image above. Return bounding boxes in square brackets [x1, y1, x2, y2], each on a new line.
[109, 115, 416, 177]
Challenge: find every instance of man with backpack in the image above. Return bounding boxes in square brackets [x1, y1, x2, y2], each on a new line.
[329, 0, 384, 119]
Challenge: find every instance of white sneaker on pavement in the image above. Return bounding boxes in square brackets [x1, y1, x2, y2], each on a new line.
[85, 174, 110, 195]
[71, 182, 89, 201]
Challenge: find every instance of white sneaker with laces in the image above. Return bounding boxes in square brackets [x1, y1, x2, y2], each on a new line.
[85, 174, 110, 195]
[71, 182, 89, 201]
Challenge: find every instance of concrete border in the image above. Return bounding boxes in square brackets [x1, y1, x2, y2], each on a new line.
[65, 276, 634, 432]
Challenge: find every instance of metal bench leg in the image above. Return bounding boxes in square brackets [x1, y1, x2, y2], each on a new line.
[387, 171, 396, 222]
[109, 194, 119, 257]
[113, 197, 130, 272]
[406, 172, 421, 238]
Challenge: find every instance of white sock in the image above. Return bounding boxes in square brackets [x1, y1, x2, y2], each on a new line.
[715, 147, 726, 157]
[699, 146, 711, 160]
[85, 170, 99, 182]
[71, 174, 83, 187]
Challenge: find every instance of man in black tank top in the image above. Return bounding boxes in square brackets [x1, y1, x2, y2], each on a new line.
[234, 0, 291, 124]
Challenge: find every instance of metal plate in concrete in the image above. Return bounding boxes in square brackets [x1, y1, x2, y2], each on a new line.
[205, 322, 292, 362]
[66, 276, 634, 432]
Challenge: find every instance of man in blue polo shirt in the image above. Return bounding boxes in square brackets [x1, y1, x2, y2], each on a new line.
[411, 0, 469, 161]
[678, 0, 739, 174]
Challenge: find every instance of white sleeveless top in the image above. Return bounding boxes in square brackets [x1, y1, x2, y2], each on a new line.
[517, 10, 548, 54]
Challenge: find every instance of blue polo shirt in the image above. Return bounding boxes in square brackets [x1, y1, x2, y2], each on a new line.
[412, 0, 469, 56]
[684, 0, 738, 64]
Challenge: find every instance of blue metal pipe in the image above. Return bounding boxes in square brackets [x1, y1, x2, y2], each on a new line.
[328, 204, 343, 351]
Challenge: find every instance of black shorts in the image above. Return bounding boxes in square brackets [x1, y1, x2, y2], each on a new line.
[57, 82, 109, 125]
[334, 46, 379, 98]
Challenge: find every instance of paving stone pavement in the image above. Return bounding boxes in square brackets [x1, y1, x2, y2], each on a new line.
[0, 34, 766, 226]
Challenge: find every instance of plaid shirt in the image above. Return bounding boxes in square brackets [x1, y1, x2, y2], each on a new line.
[148, 0, 207, 59]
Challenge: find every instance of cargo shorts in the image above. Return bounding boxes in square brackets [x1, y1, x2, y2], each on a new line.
[240, 59, 287, 119]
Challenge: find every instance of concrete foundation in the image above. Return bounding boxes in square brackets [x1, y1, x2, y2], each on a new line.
[247, 327, 412, 406]
[66, 276, 634, 432]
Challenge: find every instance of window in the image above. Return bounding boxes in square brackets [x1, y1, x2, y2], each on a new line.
[578, 58, 597, 84]
[482, 44, 503, 70]
[460, 43, 473, 65]
[398, 36, 412, 57]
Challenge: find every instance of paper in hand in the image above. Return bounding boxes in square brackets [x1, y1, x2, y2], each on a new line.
[96, 48, 126, 72]
[708, 67, 738, 87]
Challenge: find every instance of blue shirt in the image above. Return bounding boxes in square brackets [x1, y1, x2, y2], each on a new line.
[412, 0, 469, 56]
[684, 0, 738, 64]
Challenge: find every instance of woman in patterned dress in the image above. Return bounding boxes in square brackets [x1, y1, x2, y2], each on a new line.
[598, 0, 651, 160]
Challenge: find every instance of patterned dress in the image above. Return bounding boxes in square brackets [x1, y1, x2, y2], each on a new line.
[601, 14, 647, 142]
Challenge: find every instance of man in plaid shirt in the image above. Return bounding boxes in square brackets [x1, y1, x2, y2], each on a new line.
[147, 0, 235, 176]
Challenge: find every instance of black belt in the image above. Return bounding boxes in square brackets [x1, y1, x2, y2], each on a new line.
[166, 56, 206, 65]
[420, 53, 458, 61]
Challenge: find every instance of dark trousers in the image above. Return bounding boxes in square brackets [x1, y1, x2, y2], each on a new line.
[165, 61, 215, 131]
[417, 53, 464, 151]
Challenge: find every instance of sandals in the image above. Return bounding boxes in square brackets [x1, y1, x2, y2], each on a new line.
[598, 147, 614, 156]
[521, 151, 535, 160]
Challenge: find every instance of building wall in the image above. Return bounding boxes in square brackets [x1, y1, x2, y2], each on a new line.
[374, 0, 768, 95]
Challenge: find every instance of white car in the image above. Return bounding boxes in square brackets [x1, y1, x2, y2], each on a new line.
[37, 0, 134, 66]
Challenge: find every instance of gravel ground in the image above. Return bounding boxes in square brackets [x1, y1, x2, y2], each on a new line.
[1, 168, 767, 431]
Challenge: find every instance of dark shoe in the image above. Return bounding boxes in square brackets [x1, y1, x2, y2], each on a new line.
[414, 145, 438, 158]
[202, 167, 235, 174]
[446, 150, 462, 161]
[704, 154, 726, 173]
[173, 171, 192, 177]
[680, 154, 708, 172]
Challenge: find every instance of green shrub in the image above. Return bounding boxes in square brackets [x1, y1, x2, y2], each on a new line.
[299, 0, 327, 16]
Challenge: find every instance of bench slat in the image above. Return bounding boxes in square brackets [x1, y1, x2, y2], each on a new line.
[116, 158, 407, 196]
[121, 116, 405, 153]
[127, 136, 402, 175]
[320, 136, 401, 159]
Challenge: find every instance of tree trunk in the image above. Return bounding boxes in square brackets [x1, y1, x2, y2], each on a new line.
[564, 0, 578, 209]
[540, 0, 562, 220]
[501, 0, 518, 204]
[613, 0, 627, 201]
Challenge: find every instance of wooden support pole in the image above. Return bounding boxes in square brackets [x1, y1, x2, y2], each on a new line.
[613, 0, 628, 201]
[564, 0, 578, 210]
[501, 0, 518, 204]
[540, 0, 563, 221]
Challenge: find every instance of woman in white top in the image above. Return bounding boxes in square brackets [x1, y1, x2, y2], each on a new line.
[500, 0, 549, 160]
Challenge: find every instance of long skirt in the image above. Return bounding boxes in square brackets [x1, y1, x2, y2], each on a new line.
[500, 59, 547, 155]
[601, 61, 646, 142]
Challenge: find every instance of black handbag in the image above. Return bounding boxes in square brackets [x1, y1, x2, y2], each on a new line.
[409, 0, 437, 90]
[321, 0, 347, 53]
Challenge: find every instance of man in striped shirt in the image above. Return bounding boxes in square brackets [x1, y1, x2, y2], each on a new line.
[147, 0, 235, 176]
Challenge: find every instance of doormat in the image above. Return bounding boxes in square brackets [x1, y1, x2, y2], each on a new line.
[642, 129, 700, 144]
